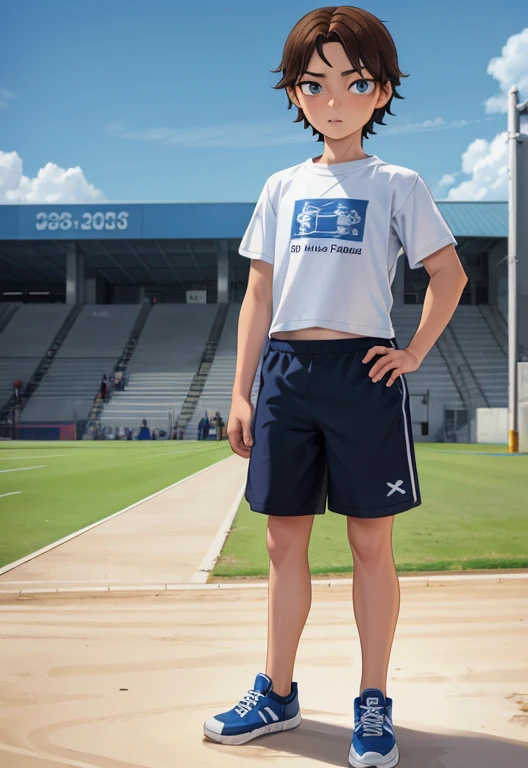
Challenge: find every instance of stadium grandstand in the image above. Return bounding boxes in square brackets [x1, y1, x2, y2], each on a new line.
[0, 198, 510, 443]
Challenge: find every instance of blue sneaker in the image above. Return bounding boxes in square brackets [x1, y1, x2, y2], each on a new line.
[203, 672, 302, 745]
[348, 688, 399, 768]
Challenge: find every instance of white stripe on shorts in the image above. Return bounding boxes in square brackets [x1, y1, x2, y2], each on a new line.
[390, 339, 418, 503]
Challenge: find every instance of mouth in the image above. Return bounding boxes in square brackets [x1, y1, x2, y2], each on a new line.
[328, 120, 342, 123]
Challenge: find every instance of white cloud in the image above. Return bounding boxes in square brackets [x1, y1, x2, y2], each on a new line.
[484, 28, 528, 114]
[0, 149, 105, 203]
[104, 119, 309, 148]
[438, 173, 456, 187]
[0, 87, 18, 110]
[446, 132, 509, 201]
[445, 28, 528, 201]
[384, 117, 472, 136]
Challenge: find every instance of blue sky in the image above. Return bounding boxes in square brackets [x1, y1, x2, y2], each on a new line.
[1, 0, 526, 203]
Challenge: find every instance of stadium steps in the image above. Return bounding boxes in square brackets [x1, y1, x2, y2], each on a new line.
[176, 302, 230, 431]
[448, 305, 508, 408]
[439, 323, 490, 411]
[97, 303, 219, 434]
[0, 303, 80, 413]
[478, 304, 508, 355]
[391, 305, 465, 410]
[436, 329, 478, 412]
[85, 301, 153, 425]
[186, 302, 265, 440]
[98, 374, 193, 431]
[20, 305, 143, 423]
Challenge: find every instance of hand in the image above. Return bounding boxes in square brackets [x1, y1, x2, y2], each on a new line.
[362, 346, 423, 387]
[227, 394, 254, 458]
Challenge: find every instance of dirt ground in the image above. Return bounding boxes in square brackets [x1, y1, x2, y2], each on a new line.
[1, 455, 527, 766]
[0, 578, 527, 768]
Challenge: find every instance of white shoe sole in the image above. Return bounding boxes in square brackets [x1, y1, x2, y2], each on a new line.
[203, 709, 302, 745]
[348, 742, 399, 768]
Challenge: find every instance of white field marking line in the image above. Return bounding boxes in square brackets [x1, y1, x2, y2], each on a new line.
[0, 741, 102, 768]
[2, 572, 528, 586]
[0, 573, 527, 596]
[0, 453, 75, 461]
[189, 478, 247, 583]
[0, 444, 217, 460]
[0, 569, 528, 594]
[0, 448, 78, 452]
[0, 492, 22, 499]
[0, 465, 48, 474]
[139, 446, 222, 458]
[0, 454, 235, 577]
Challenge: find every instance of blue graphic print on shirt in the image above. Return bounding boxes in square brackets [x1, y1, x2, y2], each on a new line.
[290, 198, 369, 242]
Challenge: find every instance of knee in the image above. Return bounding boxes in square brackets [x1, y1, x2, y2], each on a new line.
[266, 517, 312, 563]
[347, 518, 393, 566]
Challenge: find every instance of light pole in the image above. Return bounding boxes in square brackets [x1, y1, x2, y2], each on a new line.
[507, 87, 528, 452]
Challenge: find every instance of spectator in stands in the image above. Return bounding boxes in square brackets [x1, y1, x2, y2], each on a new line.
[114, 370, 124, 390]
[215, 412, 225, 441]
[100, 373, 109, 403]
[13, 378, 23, 403]
[138, 418, 151, 440]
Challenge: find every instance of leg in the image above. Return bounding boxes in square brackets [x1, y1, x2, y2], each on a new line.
[347, 515, 400, 697]
[265, 514, 315, 697]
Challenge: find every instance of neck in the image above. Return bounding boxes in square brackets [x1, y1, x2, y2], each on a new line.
[313, 148, 369, 165]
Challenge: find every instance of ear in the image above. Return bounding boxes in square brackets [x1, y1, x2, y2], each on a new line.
[377, 80, 392, 109]
[287, 85, 301, 109]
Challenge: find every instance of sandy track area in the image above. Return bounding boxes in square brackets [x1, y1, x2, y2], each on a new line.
[0, 578, 527, 767]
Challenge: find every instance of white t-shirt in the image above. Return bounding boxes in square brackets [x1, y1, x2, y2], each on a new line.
[238, 153, 458, 339]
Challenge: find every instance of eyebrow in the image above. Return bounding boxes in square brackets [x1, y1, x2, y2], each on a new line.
[303, 68, 365, 78]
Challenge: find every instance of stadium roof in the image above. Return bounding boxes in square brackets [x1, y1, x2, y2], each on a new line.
[0, 201, 508, 286]
[440, 200, 508, 238]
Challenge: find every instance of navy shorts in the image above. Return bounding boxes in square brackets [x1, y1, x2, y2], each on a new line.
[245, 336, 421, 519]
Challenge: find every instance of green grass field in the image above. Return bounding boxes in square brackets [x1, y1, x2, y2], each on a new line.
[0, 441, 527, 575]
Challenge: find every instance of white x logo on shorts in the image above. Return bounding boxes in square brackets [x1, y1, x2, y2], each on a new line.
[386, 479, 405, 496]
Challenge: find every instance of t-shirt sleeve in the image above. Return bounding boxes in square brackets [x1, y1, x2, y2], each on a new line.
[391, 174, 458, 270]
[238, 178, 276, 265]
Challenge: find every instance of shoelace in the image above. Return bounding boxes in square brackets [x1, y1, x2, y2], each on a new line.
[235, 688, 264, 717]
[358, 704, 385, 737]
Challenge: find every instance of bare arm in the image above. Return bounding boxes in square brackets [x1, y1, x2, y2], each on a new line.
[228, 260, 273, 457]
[364, 244, 468, 385]
[406, 244, 468, 363]
[233, 260, 273, 400]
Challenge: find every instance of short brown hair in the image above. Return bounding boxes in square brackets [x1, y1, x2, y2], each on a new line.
[271, 6, 409, 144]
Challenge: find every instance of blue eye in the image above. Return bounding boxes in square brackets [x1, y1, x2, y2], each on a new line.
[299, 81, 322, 96]
[350, 79, 375, 95]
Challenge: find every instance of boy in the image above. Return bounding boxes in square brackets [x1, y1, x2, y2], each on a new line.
[204, 6, 467, 767]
